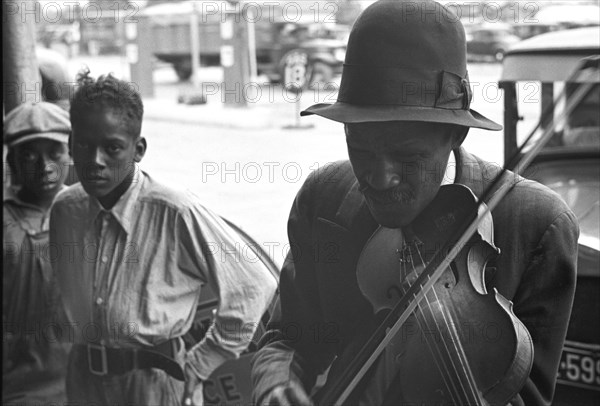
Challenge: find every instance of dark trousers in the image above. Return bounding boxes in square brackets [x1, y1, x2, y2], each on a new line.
[66, 345, 184, 406]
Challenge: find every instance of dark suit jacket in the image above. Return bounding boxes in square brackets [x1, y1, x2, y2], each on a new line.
[252, 148, 578, 405]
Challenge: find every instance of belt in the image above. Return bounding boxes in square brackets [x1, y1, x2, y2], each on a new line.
[78, 339, 185, 381]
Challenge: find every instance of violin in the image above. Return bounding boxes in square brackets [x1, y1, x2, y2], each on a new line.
[358, 184, 533, 405]
[313, 185, 533, 406]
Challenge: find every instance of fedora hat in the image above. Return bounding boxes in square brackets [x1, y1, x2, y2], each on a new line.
[301, 0, 502, 130]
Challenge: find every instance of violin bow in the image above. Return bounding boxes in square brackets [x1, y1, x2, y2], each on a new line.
[323, 55, 600, 406]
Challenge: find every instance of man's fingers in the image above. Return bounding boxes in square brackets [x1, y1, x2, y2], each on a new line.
[264, 382, 312, 406]
[192, 384, 204, 406]
[266, 386, 292, 406]
[285, 384, 313, 406]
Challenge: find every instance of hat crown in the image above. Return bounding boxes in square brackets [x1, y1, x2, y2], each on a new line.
[346, 0, 466, 74]
[4, 102, 71, 147]
[299, 0, 502, 130]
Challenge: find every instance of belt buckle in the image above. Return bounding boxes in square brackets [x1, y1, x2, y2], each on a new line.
[87, 343, 108, 376]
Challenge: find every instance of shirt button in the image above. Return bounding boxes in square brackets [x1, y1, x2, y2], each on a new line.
[96, 297, 104, 305]
[101, 256, 109, 263]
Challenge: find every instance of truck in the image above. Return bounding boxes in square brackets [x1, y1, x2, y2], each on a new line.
[140, 1, 348, 86]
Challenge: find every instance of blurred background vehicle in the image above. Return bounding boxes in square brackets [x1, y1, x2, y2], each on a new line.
[256, 22, 348, 86]
[141, 1, 349, 87]
[500, 26, 600, 405]
[466, 23, 521, 62]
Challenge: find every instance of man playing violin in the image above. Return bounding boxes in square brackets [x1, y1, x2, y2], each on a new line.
[251, 1, 579, 405]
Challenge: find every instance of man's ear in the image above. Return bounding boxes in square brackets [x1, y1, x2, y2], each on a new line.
[134, 137, 147, 163]
[452, 126, 469, 148]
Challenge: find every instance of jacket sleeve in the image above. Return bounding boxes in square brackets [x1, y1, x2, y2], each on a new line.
[251, 172, 339, 404]
[513, 210, 579, 405]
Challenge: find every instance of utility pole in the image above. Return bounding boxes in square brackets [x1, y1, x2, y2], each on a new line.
[221, 1, 250, 107]
[3, 0, 42, 113]
[3, 0, 42, 193]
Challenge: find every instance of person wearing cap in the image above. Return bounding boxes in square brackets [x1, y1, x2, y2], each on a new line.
[251, 1, 578, 405]
[3, 101, 72, 404]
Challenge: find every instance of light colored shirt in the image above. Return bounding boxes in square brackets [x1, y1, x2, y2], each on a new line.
[49, 170, 278, 379]
[442, 149, 456, 186]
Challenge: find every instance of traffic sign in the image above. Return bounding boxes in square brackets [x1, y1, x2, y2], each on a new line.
[283, 50, 309, 93]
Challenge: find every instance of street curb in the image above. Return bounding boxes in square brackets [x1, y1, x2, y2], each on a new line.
[143, 98, 298, 130]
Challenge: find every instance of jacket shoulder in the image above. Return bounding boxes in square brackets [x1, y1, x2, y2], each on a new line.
[138, 172, 203, 214]
[296, 160, 360, 221]
[52, 183, 87, 208]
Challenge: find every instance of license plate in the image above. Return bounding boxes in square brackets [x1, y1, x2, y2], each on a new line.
[557, 340, 600, 391]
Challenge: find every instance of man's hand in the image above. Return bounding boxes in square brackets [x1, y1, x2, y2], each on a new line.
[260, 381, 313, 406]
[182, 362, 204, 406]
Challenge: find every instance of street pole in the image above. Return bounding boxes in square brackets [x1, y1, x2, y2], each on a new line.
[2, 0, 42, 113]
[3, 0, 43, 193]
[247, 6, 258, 82]
[221, 8, 250, 107]
[190, 2, 201, 89]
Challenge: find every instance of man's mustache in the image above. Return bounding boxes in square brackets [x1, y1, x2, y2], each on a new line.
[359, 184, 415, 205]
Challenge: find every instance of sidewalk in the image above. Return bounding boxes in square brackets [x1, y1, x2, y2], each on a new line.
[143, 83, 339, 130]
[143, 96, 294, 130]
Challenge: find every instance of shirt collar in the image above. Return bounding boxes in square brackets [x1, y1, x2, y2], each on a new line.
[442, 149, 457, 185]
[87, 166, 145, 235]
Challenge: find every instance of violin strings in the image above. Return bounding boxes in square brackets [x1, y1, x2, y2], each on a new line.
[409, 243, 467, 405]
[442, 302, 486, 405]
[401, 242, 462, 405]
[413, 242, 485, 405]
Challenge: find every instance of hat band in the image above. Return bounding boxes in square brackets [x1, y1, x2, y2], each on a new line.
[337, 65, 472, 110]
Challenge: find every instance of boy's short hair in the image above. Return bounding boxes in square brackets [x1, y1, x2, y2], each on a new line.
[70, 68, 143, 137]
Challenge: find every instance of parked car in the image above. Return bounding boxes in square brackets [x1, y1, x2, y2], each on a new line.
[255, 22, 348, 86]
[466, 23, 521, 62]
[500, 27, 600, 404]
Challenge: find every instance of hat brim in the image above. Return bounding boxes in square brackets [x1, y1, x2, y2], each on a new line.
[301, 102, 502, 131]
[8, 132, 69, 147]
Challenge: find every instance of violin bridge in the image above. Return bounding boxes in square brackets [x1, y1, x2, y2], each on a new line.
[397, 245, 412, 264]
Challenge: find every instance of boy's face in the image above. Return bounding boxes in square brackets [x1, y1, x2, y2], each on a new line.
[71, 107, 145, 200]
[12, 138, 70, 200]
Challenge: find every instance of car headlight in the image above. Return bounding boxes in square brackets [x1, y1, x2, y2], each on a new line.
[334, 48, 346, 62]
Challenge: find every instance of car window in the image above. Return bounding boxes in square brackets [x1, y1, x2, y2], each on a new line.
[472, 30, 492, 41]
[530, 159, 600, 252]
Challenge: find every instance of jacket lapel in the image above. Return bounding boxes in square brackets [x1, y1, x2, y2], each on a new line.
[314, 180, 378, 344]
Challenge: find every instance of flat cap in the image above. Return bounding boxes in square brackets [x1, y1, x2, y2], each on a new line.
[4, 101, 70, 147]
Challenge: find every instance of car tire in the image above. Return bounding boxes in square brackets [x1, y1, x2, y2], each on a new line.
[174, 60, 192, 81]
